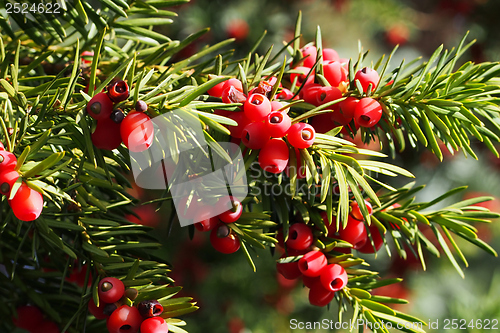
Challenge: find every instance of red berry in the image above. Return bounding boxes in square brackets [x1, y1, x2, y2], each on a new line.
[276, 254, 302, 280]
[315, 86, 342, 106]
[194, 217, 219, 232]
[310, 113, 335, 134]
[0, 169, 19, 195]
[81, 51, 94, 65]
[244, 94, 272, 121]
[98, 277, 125, 304]
[265, 111, 291, 138]
[0, 141, 4, 150]
[222, 78, 243, 93]
[270, 101, 285, 112]
[354, 67, 380, 94]
[286, 223, 313, 251]
[12, 305, 44, 331]
[88, 298, 108, 320]
[308, 280, 335, 307]
[290, 66, 314, 87]
[226, 112, 252, 138]
[9, 183, 43, 221]
[216, 196, 243, 223]
[106, 305, 143, 333]
[0, 150, 17, 170]
[221, 85, 247, 104]
[276, 88, 294, 100]
[333, 97, 358, 125]
[92, 118, 123, 150]
[287, 123, 315, 149]
[323, 61, 348, 87]
[210, 223, 241, 254]
[322, 48, 340, 62]
[337, 216, 368, 249]
[207, 77, 227, 98]
[140, 317, 169, 333]
[301, 45, 318, 68]
[350, 200, 373, 221]
[300, 84, 322, 106]
[357, 224, 384, 254]
[120, 112, 154, 152]
[107, 80, 130, 103]
[302, 275, 320, 288]
[354, 98, 382, 128]
[298, 251, 328, 277]
[258, 138, 289, 173]
[87, 92, 114, 121]
[241, 122, 270, 149]
[319, 264, 348, 292]
[37, 320, 59, 333]
[177, 195, 200, 220]
[137, 300, 164, 318]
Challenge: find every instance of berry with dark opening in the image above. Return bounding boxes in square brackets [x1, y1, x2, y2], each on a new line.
[286, 223, 313, 251]
[210, 223, 241, 254]
[300, 84, 322, 106]
[319, 264, 348, 292]
[106, 305, 143, 333]
[244, 93, 272, 121]
[140, 317, 169, 333]
[98, 277, 125, 304]
[194, 216, 219, 232]
[265, 111, 291, 138]
[137, 299, 164, 318]
[315, 86, 342, 106]
[287, 123, 315, 149]
[354, 67, 380, 94]
[241, 122, 270, 149]
[87, 92, 114, 120]
[107, 80, 130, 103]
[258, 138, 289, 173]
[0, 169, 19, 195]
[354, 97, 383, 128]
[9, 183, 43, 221]
[298, 251, 328, 277]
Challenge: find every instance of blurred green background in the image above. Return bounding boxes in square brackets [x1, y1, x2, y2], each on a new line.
[139, 0, 500, 332]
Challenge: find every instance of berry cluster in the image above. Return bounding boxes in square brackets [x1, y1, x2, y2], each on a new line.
[191, 196, 242, 254]
[87, 80, 154, 152]
[88, 277, 169, 333]
[210, 78, 316, 174]
[12, 305, 59, 333]
[0, 143, 43, 221]
[276, 199, 384, 307]
[289, 45, 383, 133]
